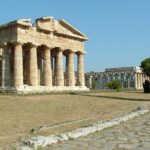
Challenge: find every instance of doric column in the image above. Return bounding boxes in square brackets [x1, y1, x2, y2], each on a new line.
[51, 56, 55, 86]
[0, 44, 11, 87]
[0, 47, 2, 86]
[14, 42, 23, 86]
[66, 51, 75, 86]
[77, 52, 85, 86]
[121, 74, 124, 88]
[55, 48, 64, 86]
[142, 74, 145, 86]
[43, 46, 52, 86]
[127, 74, 130, 88]
[143, 74, 146, 83]
[139, 74, 141, 88]
[140, 74, 143, 88]
[134, 73, 138, 89]
[89, 75, 92, 89]
[29, 44, 38, 86]
[137, 73, 140, 89]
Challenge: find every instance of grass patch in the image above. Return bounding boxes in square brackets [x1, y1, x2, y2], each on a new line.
[0, 91, 150, 149]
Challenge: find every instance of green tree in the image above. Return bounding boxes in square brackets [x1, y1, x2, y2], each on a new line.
[107, 80, 121, 91]
[140, 58, 150, 77]
[140, 58, 150, 93]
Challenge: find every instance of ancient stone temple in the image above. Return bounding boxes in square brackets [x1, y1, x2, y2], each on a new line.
[85, 67, 150, 90]
[0, 17, 89, 93]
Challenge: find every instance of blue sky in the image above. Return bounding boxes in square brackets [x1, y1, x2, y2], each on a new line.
[0, 0, 150, 72]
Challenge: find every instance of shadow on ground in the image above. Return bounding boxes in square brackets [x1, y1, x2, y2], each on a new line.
[77, 93, 150, 102]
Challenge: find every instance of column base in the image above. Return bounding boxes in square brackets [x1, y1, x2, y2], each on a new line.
[0, 85, 89, 94]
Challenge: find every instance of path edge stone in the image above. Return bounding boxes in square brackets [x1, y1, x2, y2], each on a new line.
[17, 107, 149, 150]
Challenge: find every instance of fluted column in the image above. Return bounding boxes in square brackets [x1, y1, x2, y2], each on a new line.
[55, 48, 64, 86]
[29, 44, 38, 86]
[127, 75, 130, 88]
[140, 74, 143, 88]
[1, 45, 11, 87]
[14, 42, 23, 86]
[121, 74, 124, 88]
[43, 46, 52, 86]
[0, 47, 2, 86]
[134, 73, 138, 89]
[77, 52, 85, 86]
[137, 73, 140, 89]
[66, 51, 75, 86]
[89, 75, 92, 89]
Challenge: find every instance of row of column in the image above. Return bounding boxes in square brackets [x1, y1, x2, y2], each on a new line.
[0, 42, 85, 87]
[86, 72, 147, 89]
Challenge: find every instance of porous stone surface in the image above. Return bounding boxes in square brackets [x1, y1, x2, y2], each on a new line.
[18, 107, 149, 150]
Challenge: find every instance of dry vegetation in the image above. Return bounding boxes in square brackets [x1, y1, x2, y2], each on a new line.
[0, 91, 150, 148]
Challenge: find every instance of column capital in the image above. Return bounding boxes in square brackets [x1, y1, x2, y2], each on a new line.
[28, 43, 38, 48]
[64, 49, 75, 56]
[67, 49, 74, 54]
[13, 41, 24, 46]
[0, 42, 7, 48]
[76, 51, 85, 55]
[54, 47, 63, 52]
[41, 45, 54, 50]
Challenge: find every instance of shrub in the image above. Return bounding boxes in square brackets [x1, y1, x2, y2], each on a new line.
[107, 80, 121, 91]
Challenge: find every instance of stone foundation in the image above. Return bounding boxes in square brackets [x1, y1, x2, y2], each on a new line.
[0, 86, 89, 94]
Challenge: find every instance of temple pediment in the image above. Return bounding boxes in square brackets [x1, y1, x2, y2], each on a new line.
[0, 17, 88, 41]
[56, 20, 88, 40]
[35, 17, 88, 40]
